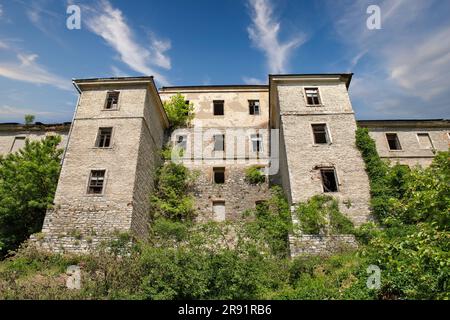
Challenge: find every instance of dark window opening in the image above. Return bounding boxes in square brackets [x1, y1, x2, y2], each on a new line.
[249, 100, 260, 115]
[96, 127, 112, 148]
[305, 88, 320, 105]
[320, 168, 338, 193]
[213, 100, 224, 115]
[105, 91, 119, 109]
[214, 134, 225, 151]
[176, 135, 187, 150]
[184, 100, 190, 116]
[312, 124, 329, 144]
[213, 167, 225, 184]
[386, 133, 402, 150]
[88, 170, 106, 194]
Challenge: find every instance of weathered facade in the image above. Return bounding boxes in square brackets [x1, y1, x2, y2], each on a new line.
[1, 74, 448, 254]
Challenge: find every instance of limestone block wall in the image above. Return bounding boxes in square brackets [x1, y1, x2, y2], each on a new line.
[289, 235, 358, 257]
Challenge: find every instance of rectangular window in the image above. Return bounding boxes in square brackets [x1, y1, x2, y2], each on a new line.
[312, 124, 329, 144]
[320, 168, 338, 193]
[386, 133, 402, 150]
[105, 91, 119, 110]
[176, 135, 187, 150]
[249, 100, 260, 115]
[213, 134, 225, 151]
[305, 88, 321, 105]
[417, 133, 433, 149]
[87, 170, 106, 194]
[213, 167, 225, 184]
[96, 127, 112, 148]
[212, 201, 226, 222]
[213, 100, 224, 115]
[10, 136, 26, 153]
[251, 134, 263, 152]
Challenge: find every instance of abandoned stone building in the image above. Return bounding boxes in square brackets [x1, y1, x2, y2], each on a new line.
[0, 74, 449, 254]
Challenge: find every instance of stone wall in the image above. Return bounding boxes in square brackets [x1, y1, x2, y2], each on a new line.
[289, 234, 358, 257]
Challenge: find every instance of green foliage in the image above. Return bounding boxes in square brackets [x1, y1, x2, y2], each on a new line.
[244, 165, 266, 185]
[0, 136, 63, 256]
[24, 114, 35, 125]
[242, 186, 292, 257]
[149, 161, 196, 221]
[295, 195, 354, 235]
[163, 93, 194, 129]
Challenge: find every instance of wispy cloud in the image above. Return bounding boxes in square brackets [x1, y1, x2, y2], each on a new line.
[329, 0, 450, 118]
[242, 76, 266, 85]
[247, 0, 306, 74]
[0, 104, 68, 119]
[110, 65, 130, 77]
[0, 52, 71, 90]
[0, 4, 3, 19]
[83, 0, 171, 85]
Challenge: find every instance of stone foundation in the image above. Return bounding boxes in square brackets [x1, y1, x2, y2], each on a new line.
[289, 234, 358, 257]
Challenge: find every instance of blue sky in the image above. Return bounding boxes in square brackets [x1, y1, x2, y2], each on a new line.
[0, 0, 449, 123]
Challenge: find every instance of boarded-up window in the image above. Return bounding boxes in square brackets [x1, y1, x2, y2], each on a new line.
[96, 127, 112, 148]
[87, 170, 106, 194]
[10, 136, 26, 153]
[251, 134, 263, 152]
[320, 168, 338, 193]
[213, 100, 224, 115]
[417, 133, 433, 149]
[212, 201, 225, 222]
[249, 100, 260, 115]
[213, 167, 225, 184]
[312, 124, 329, 144]
[213, 134, 225, 151]
[386, 133, 402, 150]
[105, 91, 119, 109]
[305, 88, 321, 105]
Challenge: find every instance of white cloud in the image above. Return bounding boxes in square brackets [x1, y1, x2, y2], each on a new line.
[83, 0, 171, 86]
[0, 53, 71, 90]
[242, 76, 266, 85]
[0, 40, 9, 50]
[110, 65, 130, 77]
[329, 0, 450, 118]
[0, 105, 66, 118]
[247, 0, 306, 74]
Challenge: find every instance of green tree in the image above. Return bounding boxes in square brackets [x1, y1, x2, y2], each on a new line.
[24, 114, 35, 125]
[163, 93, 194, 129]
[0, 136, 63, 256]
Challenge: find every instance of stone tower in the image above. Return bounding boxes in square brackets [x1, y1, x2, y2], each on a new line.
[269, 74, 371, 226]
[37, 77, 168, 252]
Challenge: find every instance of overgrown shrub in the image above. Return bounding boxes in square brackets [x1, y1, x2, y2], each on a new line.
[163, 93, 194, 129]
[244, 165, 266, 185]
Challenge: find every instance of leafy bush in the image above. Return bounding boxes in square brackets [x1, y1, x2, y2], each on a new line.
[295, 195, 354, 235]
[244, 165, 266, 185]
[0, 136, 63, 256]
[163, 93, 194, 129]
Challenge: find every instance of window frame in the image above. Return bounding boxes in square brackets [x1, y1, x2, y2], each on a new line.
[9, 136, 26, 153]
[213, 134, 225, 152]
[104, 91, 120, 110]
[416, 132, 434, 150]
[86, 169, 107, 195]
[248, 100, 260, 115]
[250, 134, 263, 153]
[311, 123, 330, 144]
[304, 87, 322, 106]
[320, 168, 339, 193]
[213, 100, 224, 116]
[385, 133, 402, 151]
[95, 127, 114, 148]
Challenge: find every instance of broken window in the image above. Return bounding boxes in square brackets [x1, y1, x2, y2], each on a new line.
[251, 134, 263, 152]
[87, 170, 106, 194]
[10, 136, 26, 153]
[105, 91, 119, 110]
[213, 134, 225, 151]
[305, 88, 321, 105]
[213, 100, 224, 115]
[213, 167, 225, 184]
[176, 135, 187, 151]
[312, 124, 329, 144]
[249, 100, 260, 115]
[320, 168, 338, 193]
[96, 127, 112, 148]
[212, 201, 226, 221]
[417, 133, 433, 149]
[386, 133, 402, 150]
